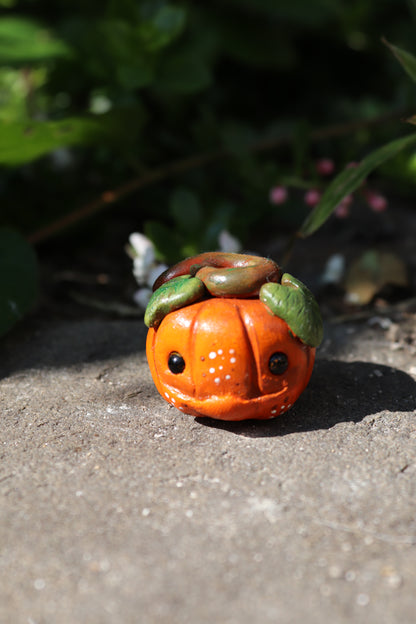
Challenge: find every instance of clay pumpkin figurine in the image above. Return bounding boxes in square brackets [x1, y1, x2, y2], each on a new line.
[145, 252, 323, 421]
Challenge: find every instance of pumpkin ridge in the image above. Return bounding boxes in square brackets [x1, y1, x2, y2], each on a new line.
[237, 301, 266, 397]
[234, 301, 261, 399]
[188, 298, 207, 397]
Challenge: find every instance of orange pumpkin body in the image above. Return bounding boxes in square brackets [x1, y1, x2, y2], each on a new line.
[146, 297, 315, 421]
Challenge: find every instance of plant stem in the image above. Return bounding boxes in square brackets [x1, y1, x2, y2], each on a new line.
[28, 109, 407, 245]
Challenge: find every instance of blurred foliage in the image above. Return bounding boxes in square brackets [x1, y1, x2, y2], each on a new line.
[0, 227, 38, 337]
[1, 0, 416, 333]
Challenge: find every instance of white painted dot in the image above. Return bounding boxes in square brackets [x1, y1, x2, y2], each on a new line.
[217, 349, 223, 355]
[209, 367, 215, 374]
[271, 409, 277, 414]
[229, 348, 235, 354]
[230, 357, 236, 364]
[214, 377, 220, 384]
[281, 405, 286, 410]
[171, 397, 176, 404]
[219, 365, 223, 370]
[209, 352, 217, 359]
[164, 392, 170, 399]
[225, 375, 231, 380]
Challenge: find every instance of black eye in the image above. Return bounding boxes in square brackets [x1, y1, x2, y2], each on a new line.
[269, 352, 289, 375]
[168, 352, 185, 374]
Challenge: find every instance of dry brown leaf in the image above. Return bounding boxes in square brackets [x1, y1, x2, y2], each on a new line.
[344, 250, 408, 305]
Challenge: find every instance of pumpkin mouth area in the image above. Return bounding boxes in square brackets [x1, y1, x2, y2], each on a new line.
[159, 383, 298, 421]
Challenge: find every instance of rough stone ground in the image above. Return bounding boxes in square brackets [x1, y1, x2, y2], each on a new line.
[1, 308, 416, 624]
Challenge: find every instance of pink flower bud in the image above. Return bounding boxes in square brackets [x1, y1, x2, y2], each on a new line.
[304, 189, 321, 207]
[341, 194, 353, 207]
[334, 193, 353, 218]
[335, 203, 350, 219]
[365, 191, 388, 212]
[316, 158, 335, 176]
[269, 185, 288, 205]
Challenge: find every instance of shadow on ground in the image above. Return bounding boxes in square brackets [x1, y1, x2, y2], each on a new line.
[196, 359, 416, 437]
[0, 319, 147, 377]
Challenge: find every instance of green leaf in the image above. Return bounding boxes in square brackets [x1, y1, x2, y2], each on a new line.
[0, 17, 71, 64]
[0, 228, 38, 337]
[157, 52, 211, 93]
[144, 220, 179, 264]
[144, 275, 206, 327]
[169, 188, 203, 233]
[202, 201, 236, 249]
[0, 115, 114, 166]
[383, 38, 416, 83]
[95, 19, 155, 89]
[139, 5, 187, 52]
[260, 273, 323, 347]
[299, 132, 416, 237]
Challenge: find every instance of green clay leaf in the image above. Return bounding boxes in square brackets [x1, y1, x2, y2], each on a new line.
[144, 275, 206, 327]
[260, 273, 323, 347]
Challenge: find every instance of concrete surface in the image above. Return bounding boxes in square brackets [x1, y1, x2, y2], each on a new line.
[1, 314, 416, 624]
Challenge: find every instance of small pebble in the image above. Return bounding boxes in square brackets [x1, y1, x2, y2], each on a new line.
[356, 593, 370, 606]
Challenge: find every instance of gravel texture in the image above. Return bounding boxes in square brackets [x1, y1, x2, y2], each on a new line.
[1, 315, 416, 624]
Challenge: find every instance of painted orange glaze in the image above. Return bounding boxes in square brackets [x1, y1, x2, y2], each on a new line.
[146, 297, 315, 421]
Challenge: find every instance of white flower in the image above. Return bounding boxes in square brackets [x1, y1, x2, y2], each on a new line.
[218, 229, 242, 253]
[148, 263, 168, 288]
[127, 233, 169, 310]
[321, 253, 345, 285]
[128, 233, 156, 286]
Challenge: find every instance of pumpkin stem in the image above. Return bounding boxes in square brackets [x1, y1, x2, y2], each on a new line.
[145, 254, 322, 342]
[153, 252, 281, 297]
